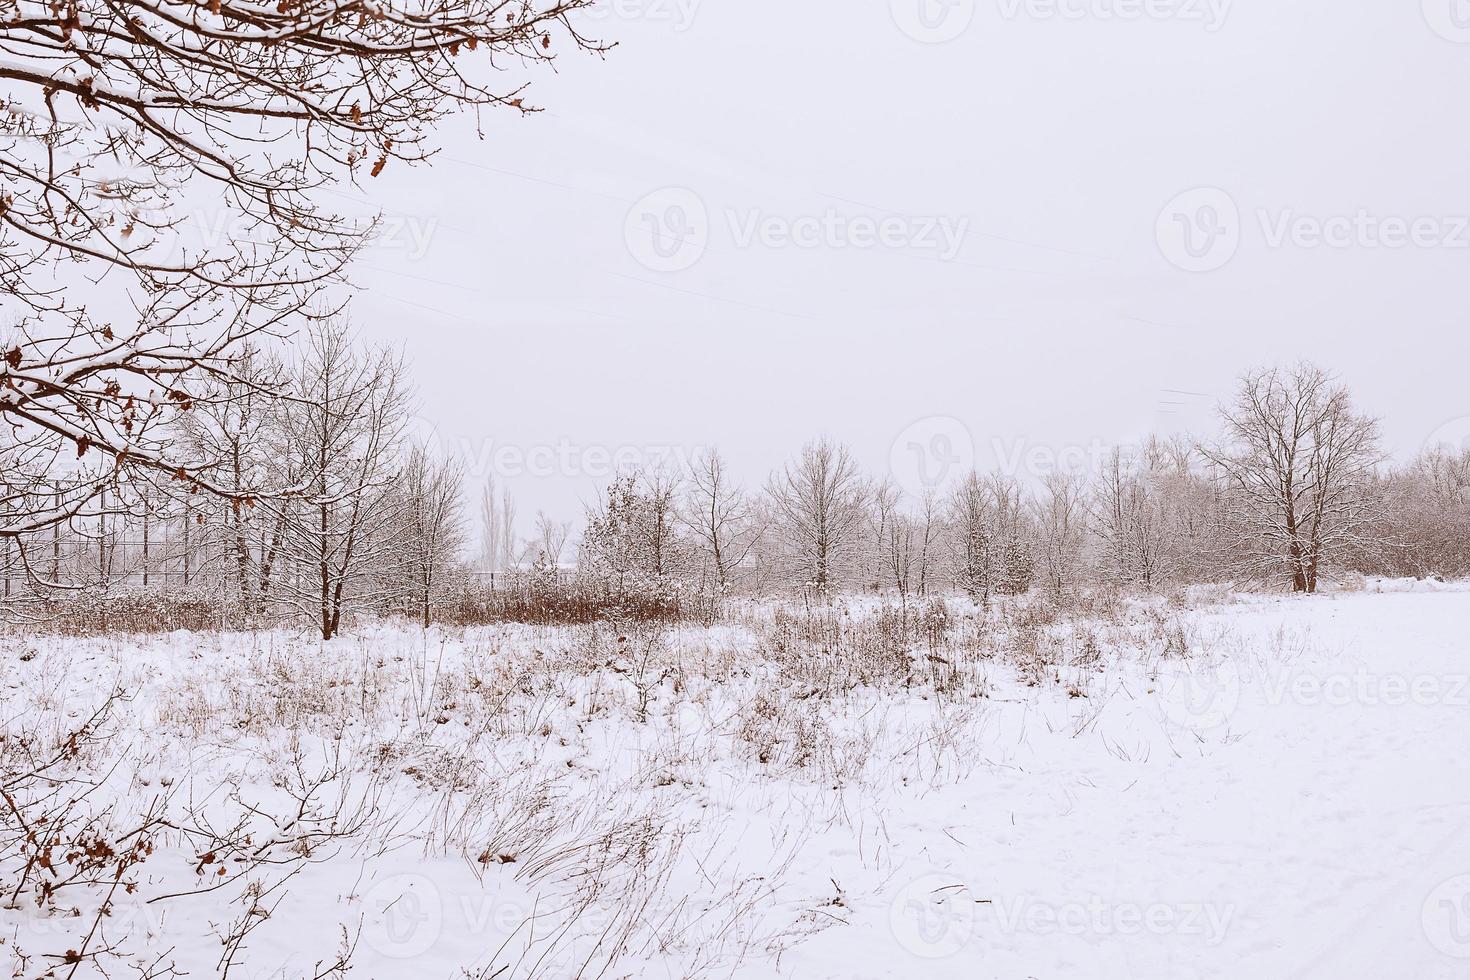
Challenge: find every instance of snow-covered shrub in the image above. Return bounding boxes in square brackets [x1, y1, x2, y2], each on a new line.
[16, 587, 250, 636]
[434, 574, 690, 626]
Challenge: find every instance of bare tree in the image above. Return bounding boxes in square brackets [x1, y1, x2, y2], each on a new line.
[1202, 363, 1384, 593]
[877, 500, 919, 602]
[1382, 447, 1470, 579]
[530, 510, 570, 569]
[765, 437, 869, 591]
[947, 472, 1035, 602]
[398, 445, 466, 627]
[948, 471, 994, 602]
[640, 465, 683, 580]
[499, 490, 520, 573]
[681, 448, 757, 592]
[481, 476, 503, 573]
[1032, 468, 1087, 598]
[869, 478, 902, 591]
[0, 0, 604, 536]
[912, 489, 943, 597]
[270, 323, 408, 639]
[174, 344, 286, 608]
[1091, 448, 1171, 590]
[869, 481, 941, 601]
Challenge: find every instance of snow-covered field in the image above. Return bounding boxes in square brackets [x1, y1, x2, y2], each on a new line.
[4, 583, 1468, 978]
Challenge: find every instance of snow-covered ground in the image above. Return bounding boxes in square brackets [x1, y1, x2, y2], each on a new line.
[3, 583, 1468, 978]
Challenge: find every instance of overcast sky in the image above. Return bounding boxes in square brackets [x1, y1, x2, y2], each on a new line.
[335, 0, 1470, 526]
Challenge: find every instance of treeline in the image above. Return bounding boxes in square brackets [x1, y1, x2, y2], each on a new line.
[2, 323, 466, 638]
[3, 350, 1468, 636]
[563, 362, 1470, 606]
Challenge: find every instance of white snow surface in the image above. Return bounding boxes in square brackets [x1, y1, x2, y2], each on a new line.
[3, 584, 1468, 978]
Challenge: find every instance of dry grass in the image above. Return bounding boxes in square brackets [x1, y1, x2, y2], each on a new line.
[0, 586, 1254, 978]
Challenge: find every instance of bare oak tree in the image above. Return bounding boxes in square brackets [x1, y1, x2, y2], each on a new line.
[1203, 363, 1383, 593]
[1031, 468, 1087, 598]
[1091, 448, 1171, 590]
[0, 0, 603, 535]
[530, 510, 569, 569]
[398, 444, 466, 627]
[174, 344, 286, 608]
[680, 448, 756, 591]
[765, 437, 868, 591]
[271, 323, 408, 638]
